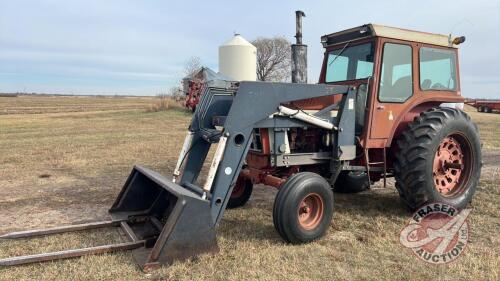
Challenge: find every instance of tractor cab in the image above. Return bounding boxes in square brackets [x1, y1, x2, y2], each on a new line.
[316, 24, 465, 148]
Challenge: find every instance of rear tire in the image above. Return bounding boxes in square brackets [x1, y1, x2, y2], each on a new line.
[478, 106, 484, 112]
[227, 177, 253, 209]
[485, 106, 492, 113]
[334, 171, 370, 193]
[273, 172, 334, 244]
[394, 108, 481, 210]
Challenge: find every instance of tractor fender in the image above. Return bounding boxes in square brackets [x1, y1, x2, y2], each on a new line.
[386, 101, 442, 149]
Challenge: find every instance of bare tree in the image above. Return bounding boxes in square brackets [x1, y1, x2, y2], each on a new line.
[184, 56, 202, 78]
[252, 36, 291, 82]
[168, 86, 183, 101]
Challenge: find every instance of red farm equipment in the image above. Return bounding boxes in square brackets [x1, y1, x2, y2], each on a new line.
[183, 67, 233, 112]
[465, 99, 500, 113]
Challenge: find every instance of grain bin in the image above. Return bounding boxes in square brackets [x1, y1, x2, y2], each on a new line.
[219, 34, 257, 81]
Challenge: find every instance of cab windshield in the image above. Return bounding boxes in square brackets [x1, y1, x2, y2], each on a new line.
[325, 42, 374, 83]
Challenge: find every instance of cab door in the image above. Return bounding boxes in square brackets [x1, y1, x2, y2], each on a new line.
[370, 40, 414, 140]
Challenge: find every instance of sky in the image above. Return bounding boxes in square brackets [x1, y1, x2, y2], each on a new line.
[0, 0, 499, 98]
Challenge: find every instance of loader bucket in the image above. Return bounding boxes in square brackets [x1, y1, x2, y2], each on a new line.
[109, 165, 218, 270]
[0, 165, 217, 269]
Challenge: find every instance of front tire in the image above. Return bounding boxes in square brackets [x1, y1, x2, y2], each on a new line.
[394, 108, 481, 210]
[273, 172, 334, 244]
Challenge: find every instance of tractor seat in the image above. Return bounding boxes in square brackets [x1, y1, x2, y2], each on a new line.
[421, 79, 432, 90]
[382, 76, 412, 102]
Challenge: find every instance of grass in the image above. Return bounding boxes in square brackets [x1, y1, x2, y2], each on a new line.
[0, 97, 498, 280]
[146, 95, 184, 112]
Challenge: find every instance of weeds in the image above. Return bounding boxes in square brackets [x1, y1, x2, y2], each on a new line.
[147, 94, 184, 112]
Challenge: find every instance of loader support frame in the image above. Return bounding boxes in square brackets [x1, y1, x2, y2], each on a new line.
[0, 81, 354, 269]
[180, 82, 352, 225]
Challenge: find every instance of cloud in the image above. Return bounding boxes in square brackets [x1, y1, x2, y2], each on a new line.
[0, 0, 498, 97]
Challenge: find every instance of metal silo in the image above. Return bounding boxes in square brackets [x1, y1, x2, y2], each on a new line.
[218, 34, 257, 81]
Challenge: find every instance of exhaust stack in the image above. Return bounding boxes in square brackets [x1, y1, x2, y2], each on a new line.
[291, 10, 307, 83]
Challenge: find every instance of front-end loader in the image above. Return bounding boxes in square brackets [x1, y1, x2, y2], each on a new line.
[0, 13, 481, 270]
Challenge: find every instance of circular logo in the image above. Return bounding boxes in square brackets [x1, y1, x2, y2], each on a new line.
[400, 203, 470, 264]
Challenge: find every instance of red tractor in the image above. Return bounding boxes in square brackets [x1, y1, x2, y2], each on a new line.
[0, 20, 482, 269]
[229, 23, 481, 243]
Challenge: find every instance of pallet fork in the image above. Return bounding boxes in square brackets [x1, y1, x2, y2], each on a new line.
[0, 166, 218, 270]
[0, 81, 352, 269]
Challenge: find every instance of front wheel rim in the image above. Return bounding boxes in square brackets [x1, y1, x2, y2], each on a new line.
[297, 193, 324, 230]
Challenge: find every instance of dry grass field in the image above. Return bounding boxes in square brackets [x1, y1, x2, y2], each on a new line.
[0, 95, 498, 281]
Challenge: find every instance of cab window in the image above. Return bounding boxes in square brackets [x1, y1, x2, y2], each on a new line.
[419, 47, 457, 91]
[325, 43, 374, 82]
[378, 43, 413, 103]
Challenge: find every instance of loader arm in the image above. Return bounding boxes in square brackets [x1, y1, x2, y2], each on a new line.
[179, 81, 351, 225]
[0, 81, 354, 270]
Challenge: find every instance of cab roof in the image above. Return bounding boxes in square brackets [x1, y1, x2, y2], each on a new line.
[321, 24, 458, 48]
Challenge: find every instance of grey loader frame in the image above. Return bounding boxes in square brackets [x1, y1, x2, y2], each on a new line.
[0, 81, 358, 269]
[179, 81, 356, 225]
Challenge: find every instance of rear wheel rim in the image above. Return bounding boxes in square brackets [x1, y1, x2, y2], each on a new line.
[432, 134, 473, 197]
[297, 193, 324, 230]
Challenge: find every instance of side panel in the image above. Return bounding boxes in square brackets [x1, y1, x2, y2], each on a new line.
[369, 39, 416, 139]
